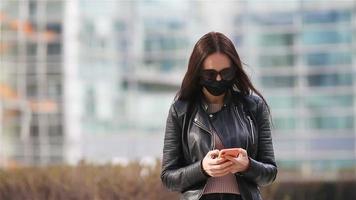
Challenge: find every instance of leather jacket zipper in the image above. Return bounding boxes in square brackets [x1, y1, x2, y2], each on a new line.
[193, 119, 214, 200]
[193, 119, 215, 150]
[247, 115, 255, 145]
[234, 105, 249, 149]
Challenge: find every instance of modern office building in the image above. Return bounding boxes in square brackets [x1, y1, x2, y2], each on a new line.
[0, 0, 65, 166]
[71, 0, 356, 176]
[229, 1, 355, 177]
[68, 0, 192, 163]
[1, 0, 355, 179]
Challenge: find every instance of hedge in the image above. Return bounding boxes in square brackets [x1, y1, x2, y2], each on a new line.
[0, 159, 354, 200]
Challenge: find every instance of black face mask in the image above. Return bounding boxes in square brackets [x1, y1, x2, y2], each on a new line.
[200, 79, 233, 96]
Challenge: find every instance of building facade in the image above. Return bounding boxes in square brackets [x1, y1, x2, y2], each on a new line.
[1, 0, 355, 178]
[0, 0, 64, 166]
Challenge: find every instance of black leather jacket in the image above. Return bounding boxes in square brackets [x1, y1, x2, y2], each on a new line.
[161, 90, 278, 200]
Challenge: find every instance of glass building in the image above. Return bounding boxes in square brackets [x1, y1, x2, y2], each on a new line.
[1, 0, 355, 179]
[71, 0, 356, 176]
[230, 1, 355, 177]
[70, 0, 192, 163]
[0, 0, 64, 166]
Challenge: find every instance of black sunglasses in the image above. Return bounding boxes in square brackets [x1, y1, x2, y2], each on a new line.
[200, 67, 236, 81]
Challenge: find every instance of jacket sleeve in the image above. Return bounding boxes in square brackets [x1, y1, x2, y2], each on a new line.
[160, 103, 209, 192]
[238, 97, 278, 186]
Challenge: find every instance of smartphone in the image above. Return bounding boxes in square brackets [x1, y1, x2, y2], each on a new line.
[218, 148, 240, 158]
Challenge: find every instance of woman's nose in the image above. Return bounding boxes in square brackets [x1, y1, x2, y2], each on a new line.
[216, 74, 222, 81]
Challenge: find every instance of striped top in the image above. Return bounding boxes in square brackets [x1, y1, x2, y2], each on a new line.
[201, 95, 240, 195]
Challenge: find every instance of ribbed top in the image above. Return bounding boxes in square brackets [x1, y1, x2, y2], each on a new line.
[202, 132, 240, 194]
[201, 94, 240, 195]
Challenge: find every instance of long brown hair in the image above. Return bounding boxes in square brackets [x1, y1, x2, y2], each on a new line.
[177, 31, 271, 115]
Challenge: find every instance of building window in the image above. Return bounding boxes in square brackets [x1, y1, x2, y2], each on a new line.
[259, 33, 294, 47]
[303, 10, 351, 24]
[47, 43, 61, 55]
[251, 12, 294, 26]
[268, 95, 299, 109]
[302, 30, 352, 45]
[274, 117, 297, 130]
[26, 42, 37, 56]
[259, 54, 295, 67]
[261, 75, 297, 88]
[46, 22, 62, 34]
[307, 73, 352, 87]
[305, 94, 353, 108]
[305, 52, 351, 66]
[306, 115, 354, 130]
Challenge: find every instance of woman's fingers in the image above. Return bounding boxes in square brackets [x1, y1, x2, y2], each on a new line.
[205, 157, 234, 177]
[208, 157, 226, 165]
[210, 160, 233, 170]
[210, 166, 234, 177]
[208, 161, 235, 177]
[224, 155, 239, 163]
[224, 153, 250, 173]
[238, 148, 247, 156]
[203, 148, 250, 177]
[208, 149, 220, 159]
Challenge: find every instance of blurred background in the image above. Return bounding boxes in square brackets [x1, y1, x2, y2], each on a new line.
[0, 0, 356, 191]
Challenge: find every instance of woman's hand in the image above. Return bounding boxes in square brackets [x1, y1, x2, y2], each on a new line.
[224, 148, 250, 174]
[202, 149, 234, 177]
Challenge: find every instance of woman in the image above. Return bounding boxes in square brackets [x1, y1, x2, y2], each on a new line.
[161, 31, 277, 200]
